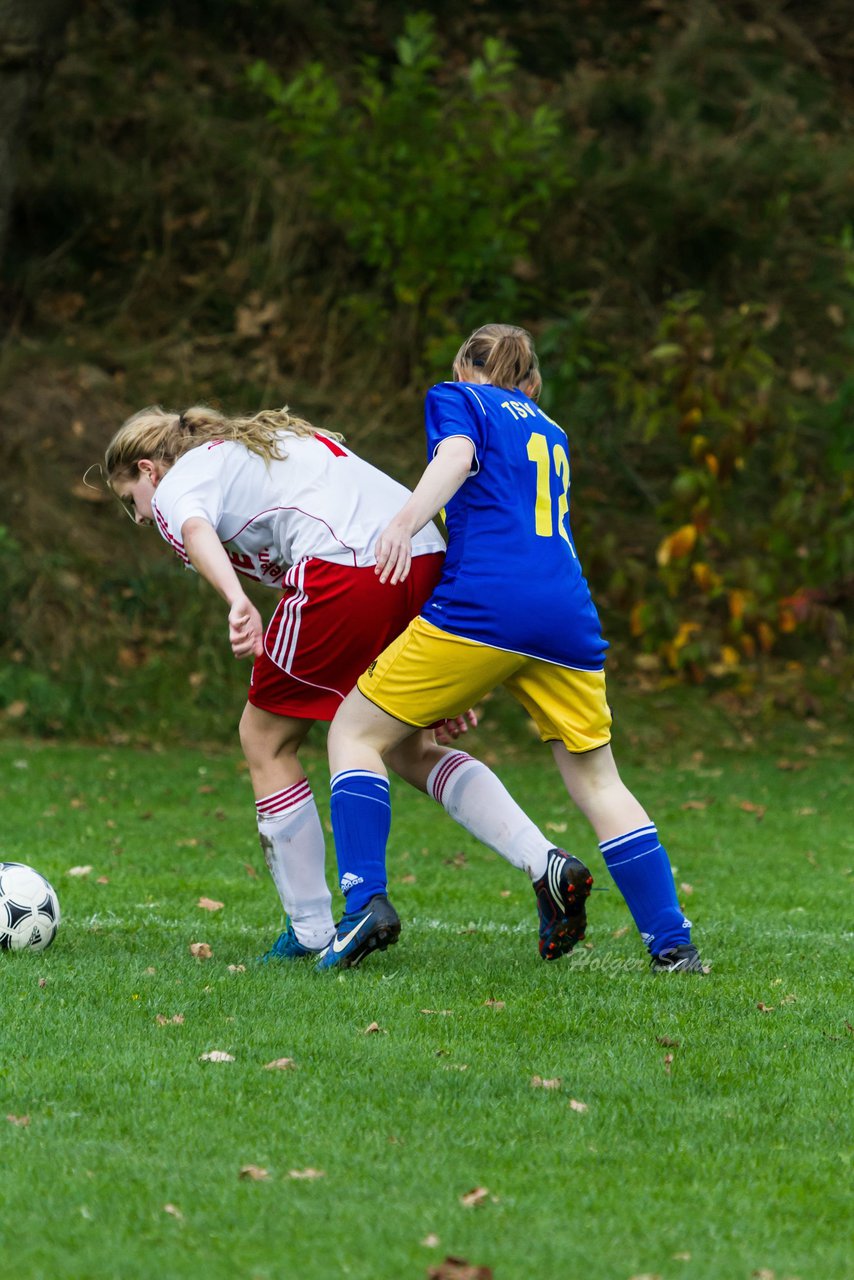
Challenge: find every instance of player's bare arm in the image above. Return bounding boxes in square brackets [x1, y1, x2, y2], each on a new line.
[181, 516, 264, 659]
[375, 436, 475, 585]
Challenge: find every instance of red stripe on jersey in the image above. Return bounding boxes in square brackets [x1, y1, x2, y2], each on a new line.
[314, 433, 348, 458]
[153, 504, 190, 564]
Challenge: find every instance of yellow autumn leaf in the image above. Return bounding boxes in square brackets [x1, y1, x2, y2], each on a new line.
[728, 588, 751, 620]
[757, 621, 775, 653]
[656, 524, 697, 567]
[672, 621, 701, 652]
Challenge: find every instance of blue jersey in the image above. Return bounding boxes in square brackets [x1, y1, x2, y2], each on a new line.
[420, 381, 607, 670]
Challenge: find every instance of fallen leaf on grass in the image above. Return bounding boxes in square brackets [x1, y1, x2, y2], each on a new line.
[845, 1021, 854, 1037]
[189, 942, 212, 959]
[66, 865, 93, 877]
[227, 964, 246, 973]
[421, 1009, 453, 1016]
[656, 1036, 680, 1048]
[738, 801, 766, 819]
[750, 1271, 776, 1280]
[96, 876, 110, 885]
[628, 1274, 663, 1280]
[363, 1021, 387, 1034]
[442, 1063, 468, 1072]
[776, 759, 808, 772]
[144, 966, 156, 975]
[459, 1186, 490, 1208]
[664, 1053, 674, 1075]
[421, 1233, 440, 1248]
[155, 1014, 184, 1026]
[672, 1253, 692, 1262]
[399, 873, 417, 884]
[264, 1058, 297, 1071]
[530, 1076, 561, 1089]
[568, 1099, 588, 1113]
[38, 978, 47, 988]
[428, 1257, 493, 1280]
[611, 925, 630, 939]
[200, 1050, 234, 1062]
[238, 1165, 269, 1181]
[679, 882, 693, 895]
[243, 862, 258, 878]
[499, 889, 511, 898]
[680, 799, 709, 811]
[163, 1203, 184, 1220]
[6, 1114, 30, 1127]
[197, 897, 224, 912]
[288, 1168, 325, 1180]
[756, 1003, 775, 1013]
[483, 999, 505, 1009]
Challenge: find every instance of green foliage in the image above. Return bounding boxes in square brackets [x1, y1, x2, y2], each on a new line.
[249, 13, 572, 356]
[542, 295, 852, 678]
[2, 1, 853, 722]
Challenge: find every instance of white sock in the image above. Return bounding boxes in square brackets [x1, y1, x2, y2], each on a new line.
[255, 780, 334, 950]
[426, 752, 551, 880]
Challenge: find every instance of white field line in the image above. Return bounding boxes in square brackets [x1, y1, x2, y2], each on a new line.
[71, 910, 854, 945]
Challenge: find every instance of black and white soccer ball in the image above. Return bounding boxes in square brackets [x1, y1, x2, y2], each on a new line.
[0, 862, 61, 952]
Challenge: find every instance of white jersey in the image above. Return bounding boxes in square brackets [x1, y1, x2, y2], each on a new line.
[150, 433, 444, 588]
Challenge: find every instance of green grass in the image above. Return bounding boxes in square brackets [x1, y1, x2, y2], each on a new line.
[0, 716, 851, 1280]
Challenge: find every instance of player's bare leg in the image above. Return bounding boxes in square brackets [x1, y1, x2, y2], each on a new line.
[239, 703, 334, 957]
[550, 741, 650, 843]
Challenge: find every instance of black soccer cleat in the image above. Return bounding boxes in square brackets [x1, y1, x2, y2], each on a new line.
[650, 943, 706, 973]
[533, 849, 593, 960]
[315, 894, 401, 971]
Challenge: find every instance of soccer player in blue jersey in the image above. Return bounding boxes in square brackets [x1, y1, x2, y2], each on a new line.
[320, 323, 704, 974]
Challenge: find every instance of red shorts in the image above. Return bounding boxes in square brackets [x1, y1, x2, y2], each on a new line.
[248, 553, 444, 722]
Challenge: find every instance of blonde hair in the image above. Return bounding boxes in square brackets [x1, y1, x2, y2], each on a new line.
[104, 404, 343, 482]
[452, 323, 542, 401]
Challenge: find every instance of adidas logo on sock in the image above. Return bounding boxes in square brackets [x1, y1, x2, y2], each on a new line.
[340, 872, 365, 893]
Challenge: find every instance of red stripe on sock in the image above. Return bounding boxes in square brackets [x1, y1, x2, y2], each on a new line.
[432, 752, 472, 805]
[256, 779, 312, 818]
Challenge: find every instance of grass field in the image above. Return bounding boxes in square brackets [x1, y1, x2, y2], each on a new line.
[0, 698, 851, 1280]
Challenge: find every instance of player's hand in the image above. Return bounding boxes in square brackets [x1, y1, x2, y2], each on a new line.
[433, 709, 478, 744]
[228, 597, 263, 659]
[375, 519, 413, 585]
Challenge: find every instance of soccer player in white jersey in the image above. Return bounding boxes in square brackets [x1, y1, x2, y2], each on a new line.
[104, 403, 590, 961]
[324, 325, 705, 973]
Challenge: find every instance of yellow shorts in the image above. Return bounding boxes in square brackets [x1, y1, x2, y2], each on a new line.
[357, 616, 612, 754]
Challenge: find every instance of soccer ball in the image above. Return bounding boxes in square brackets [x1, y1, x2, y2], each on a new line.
[0, 862, 61, 952]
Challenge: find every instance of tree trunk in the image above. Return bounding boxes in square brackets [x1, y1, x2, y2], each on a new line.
[0, 0, 79, 266]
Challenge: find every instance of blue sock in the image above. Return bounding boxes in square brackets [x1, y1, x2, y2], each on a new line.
[330, 770, 391, 914]
[599, 824, 690, 955]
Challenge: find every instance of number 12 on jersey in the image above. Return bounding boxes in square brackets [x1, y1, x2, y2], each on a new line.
[526, 432, 575, 554]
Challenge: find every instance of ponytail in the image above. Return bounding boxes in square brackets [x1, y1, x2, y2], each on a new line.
[452, 323, 542, 400]
[104, 404, 343, 482]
